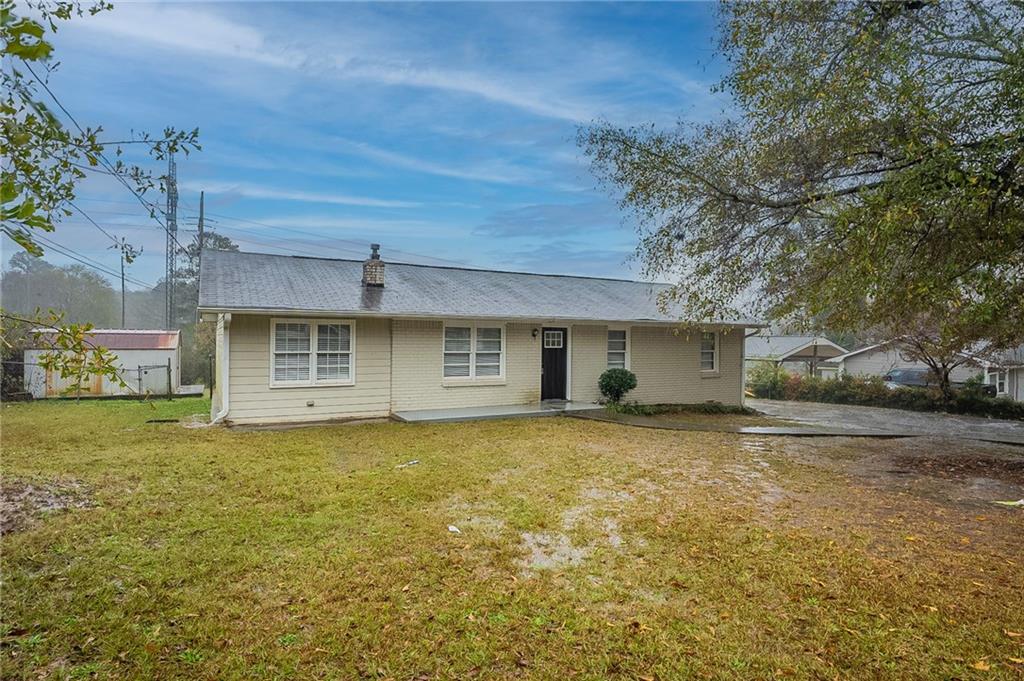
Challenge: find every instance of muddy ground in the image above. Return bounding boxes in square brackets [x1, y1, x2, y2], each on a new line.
[0, 479, 94, 534]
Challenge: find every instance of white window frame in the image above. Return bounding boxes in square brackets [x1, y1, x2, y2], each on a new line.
[989, 369, 1007, 395]
[269, 318, 356, 388]
[442, 322, 506, 383]
[606, 326, 630, 370]
[543, 330, 564, 349]
[700, 331, 718, 372]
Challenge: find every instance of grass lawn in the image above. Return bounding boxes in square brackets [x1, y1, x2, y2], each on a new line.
[2, 398, 1023, 679]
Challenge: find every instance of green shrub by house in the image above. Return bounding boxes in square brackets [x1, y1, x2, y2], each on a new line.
[598, 368, 637, 403]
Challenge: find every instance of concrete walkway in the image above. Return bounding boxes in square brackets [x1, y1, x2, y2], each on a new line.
[393, 400, 600, 424]
[748, 399, 1024, 446]
[567, 409, 915, 439]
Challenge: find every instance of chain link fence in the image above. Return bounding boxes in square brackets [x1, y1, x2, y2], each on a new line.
[2, 359, 174, 400]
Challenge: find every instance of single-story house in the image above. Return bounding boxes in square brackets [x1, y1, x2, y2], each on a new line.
[822, 340, 982, 382]
[197, 247, 760, 425]
[985, 346, 1024, 401]
[24, 329, 181, 398]
[744, 334, 848, 380]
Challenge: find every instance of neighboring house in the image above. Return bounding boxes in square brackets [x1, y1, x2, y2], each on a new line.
[985, 346, 1024, 401]
[197, 247, 760, 425]
[744, 334, 848, 380]
[822, 340, 982, 382]
[24, 329, 181, 398]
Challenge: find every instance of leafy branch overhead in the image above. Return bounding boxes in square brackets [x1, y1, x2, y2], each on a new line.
[581, 1, 1023, 349]
[1, 0, 200, 257]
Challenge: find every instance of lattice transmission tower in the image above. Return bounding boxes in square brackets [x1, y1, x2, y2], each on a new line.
[164, 154, 178, 329]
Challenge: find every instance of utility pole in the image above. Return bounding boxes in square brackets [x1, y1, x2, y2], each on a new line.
[165, 153, 178, 329]
[197, 190, 205, 275]
[110, 238, 142, 328]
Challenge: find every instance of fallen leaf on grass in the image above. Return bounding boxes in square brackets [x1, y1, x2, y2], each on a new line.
[1005, 630, 1022, 638]
[971, 660, 991, 671]
[1008, 658, 1024, 664]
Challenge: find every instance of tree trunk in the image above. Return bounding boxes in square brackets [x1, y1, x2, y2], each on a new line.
[937, 365, 953, 402]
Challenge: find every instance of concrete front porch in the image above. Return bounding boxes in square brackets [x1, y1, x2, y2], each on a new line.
[392, 400, 600, 423]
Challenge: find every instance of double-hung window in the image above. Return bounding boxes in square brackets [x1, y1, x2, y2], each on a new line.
[271, 319, 354, 386]
[607, 329, 627, 369]
[444, 324, 503, 379]
[700, 331, 717, 372]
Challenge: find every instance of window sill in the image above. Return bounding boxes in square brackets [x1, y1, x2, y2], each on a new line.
[700, 371, 721, 379]
[442, 378, 507, 388]
[269, 381, 355, 389]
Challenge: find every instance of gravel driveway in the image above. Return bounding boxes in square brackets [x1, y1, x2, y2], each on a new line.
[748, 399, 1024, 445]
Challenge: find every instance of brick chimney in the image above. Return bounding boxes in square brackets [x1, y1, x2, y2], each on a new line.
[362, 243, 384, 287]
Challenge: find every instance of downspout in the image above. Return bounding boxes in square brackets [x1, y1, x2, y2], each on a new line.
[211, 313, 231, 424]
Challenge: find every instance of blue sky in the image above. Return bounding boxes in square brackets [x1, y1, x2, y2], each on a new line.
[12, 2, 729, 288]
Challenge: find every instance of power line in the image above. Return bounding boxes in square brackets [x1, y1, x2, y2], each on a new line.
[78, 197, 469, 267]
[38, 240, 153, 289]
[22, 62, 188, 254]
[72, 197, 159, 207]
[67, 201, 119, 245]
[201, 210, 468, 266]
[29, 233, 155, 288]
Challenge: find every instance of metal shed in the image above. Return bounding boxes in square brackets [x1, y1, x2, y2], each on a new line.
[23, 329, 181, 398]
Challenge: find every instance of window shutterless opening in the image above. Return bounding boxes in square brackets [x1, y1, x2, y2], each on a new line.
[443, 323, 505, 380]
[270, 318, 355, 387]
[700, 331, 717, 372]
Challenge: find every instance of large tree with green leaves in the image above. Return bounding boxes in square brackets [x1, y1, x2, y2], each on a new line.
[1, 0, 199, 394]
[582, 1, 1024, 360]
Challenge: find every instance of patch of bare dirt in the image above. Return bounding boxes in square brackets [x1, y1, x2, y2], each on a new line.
[1, 478, 95, 534]
[517, 483, 645, 577]
[779, 436, 1024, 510]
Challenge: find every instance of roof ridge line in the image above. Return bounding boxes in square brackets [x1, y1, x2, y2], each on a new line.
[204, 248, 670, 286]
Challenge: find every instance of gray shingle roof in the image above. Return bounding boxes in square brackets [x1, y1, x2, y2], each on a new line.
[745, 334, 847, 361]
[198, 249, 759, 325]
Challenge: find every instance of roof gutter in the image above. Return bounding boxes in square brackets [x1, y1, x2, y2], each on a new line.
[196, 306, 767, 328]
[210, 313, 231, 425]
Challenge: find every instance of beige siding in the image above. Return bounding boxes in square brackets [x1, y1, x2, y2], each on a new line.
[629, 326, 744, 406]
[227, 314, 391, 424]
[570, 324, 607, 402]
[219, 314, 746, 422]
[842, 348, 981, 382]
[391, 320, 541, 410]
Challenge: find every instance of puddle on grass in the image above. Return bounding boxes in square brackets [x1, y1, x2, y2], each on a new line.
[516, 483, 646, 577]
[519, 531, 588, 571]
[1, 478, 95, 534]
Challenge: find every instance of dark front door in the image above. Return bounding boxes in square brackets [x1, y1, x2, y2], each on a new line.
[541, 327, 568, 400]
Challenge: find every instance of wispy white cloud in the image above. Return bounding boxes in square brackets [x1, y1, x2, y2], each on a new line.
[211, 213, 468, 239]
[331, 60, 595, 122]
[183, 180, 420, 209]
[76, 4, 306, 70]
[331, 137, 536, 185]
[70, 3, 715, 125]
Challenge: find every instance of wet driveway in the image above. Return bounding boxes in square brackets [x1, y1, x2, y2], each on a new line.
[748, 399, 1024, 445]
